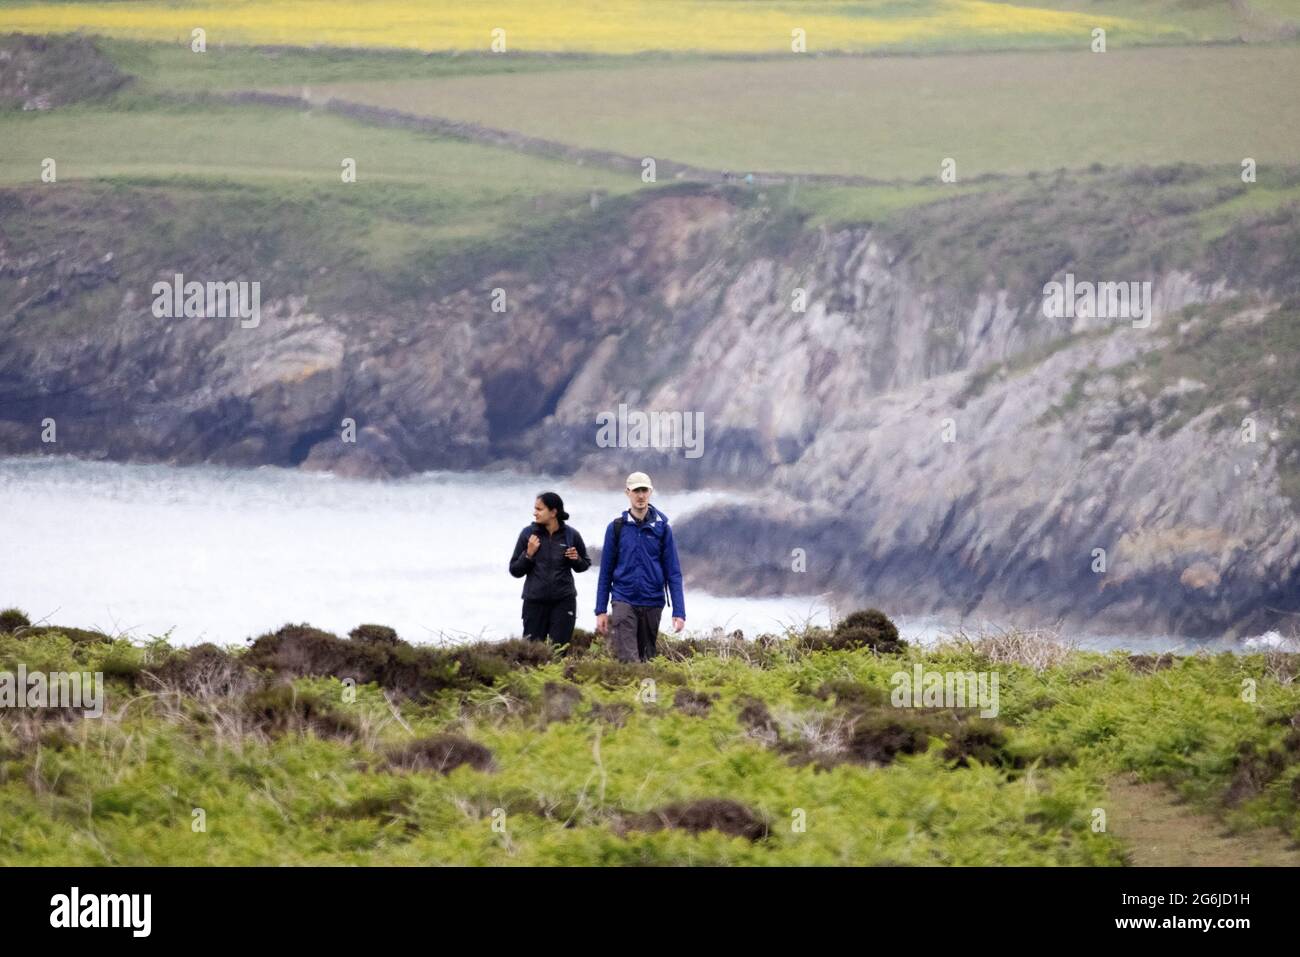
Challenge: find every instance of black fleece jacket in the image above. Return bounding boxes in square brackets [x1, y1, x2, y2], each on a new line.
[509, 522, 592, 601]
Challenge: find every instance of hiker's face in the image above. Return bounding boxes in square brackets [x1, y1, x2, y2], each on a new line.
[626, 486, 651, 510]
[534, 498, 556, 524]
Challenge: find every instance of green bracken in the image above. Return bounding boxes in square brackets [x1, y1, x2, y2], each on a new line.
[1, 610, 1296, 865]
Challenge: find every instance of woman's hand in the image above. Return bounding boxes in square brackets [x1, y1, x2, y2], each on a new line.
[526, 534, 541, 557]
[564, 546, 579, 561]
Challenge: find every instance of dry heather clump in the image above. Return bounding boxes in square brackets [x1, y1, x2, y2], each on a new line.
[800, 609, 906, 654]
[939, 627, 1076, 672]
[1224, 740, 1287, 806]
[386, 734, 495, 775]
[620, 798, 769, 841]
[587, 701, 633, 727]
[244, 623, 558, 698]
[672, 688, 717, 717]
[348, 624, 403, 646]
[659, 632, 778, 666]
[0, 708, 86, 759]
[319, 789, 417, 832]
[242, 684, 359, 739]
[843, 713, 932, 766]
[939, 718, 1016, 767]
[480, 638, 556, 669]
[1128, 653, 1176, 674]
[563, 628, 596, 656]
[540, 681, 584, 724]
[772, 707, 856, 769]
[735, 695, 779, 743]
[846, 711, 1019, 768]
[460, 686, 529, 724]
[755, 697, 1024, 771]
[0, 608, 31, 634]
[7, 621, 113, 644]
[562, 658, 685, 689]
[246, 624, 388, 682]
[1261, 650, 1300, 685]
[146, 643, 257, 699]
[813, 679, 890, 708]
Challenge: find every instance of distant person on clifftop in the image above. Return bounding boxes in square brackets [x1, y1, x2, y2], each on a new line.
[509, 491, 591, 649]
[594, 471, 686, 662]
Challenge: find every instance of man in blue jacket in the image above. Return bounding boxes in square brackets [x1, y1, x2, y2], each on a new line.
[594, 471, 686, 662]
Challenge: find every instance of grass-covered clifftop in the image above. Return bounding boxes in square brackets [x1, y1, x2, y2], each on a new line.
[1, 608, 1297, 865]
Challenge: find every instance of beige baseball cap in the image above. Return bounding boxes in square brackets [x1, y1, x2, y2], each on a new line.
[625, 471, 653, 491]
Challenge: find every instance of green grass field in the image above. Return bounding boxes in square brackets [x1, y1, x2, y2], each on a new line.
[0, 99, 646, 287]
[4, 34, 1298, 335]
[94, 36, 639, 94]
[0, 101, 635, 193]
[303, 44, 1300, 179]
[2, 613, 1298, 865]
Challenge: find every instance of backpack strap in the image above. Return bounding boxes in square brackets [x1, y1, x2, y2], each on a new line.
[611, 513, 672, 611]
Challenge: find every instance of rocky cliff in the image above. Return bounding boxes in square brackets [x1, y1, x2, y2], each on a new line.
[1, 167, 1297, 636]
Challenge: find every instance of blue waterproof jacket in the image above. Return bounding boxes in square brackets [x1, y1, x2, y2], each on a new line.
[594, 506, 686, 619]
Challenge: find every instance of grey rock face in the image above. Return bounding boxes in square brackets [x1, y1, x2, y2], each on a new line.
[678, 318, 1297, 638]
[0, 185, 1294, 634]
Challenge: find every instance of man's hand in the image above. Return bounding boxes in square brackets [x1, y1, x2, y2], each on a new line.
[564, 546, 579, 561]
[595, 613, 608, 635]
[525, 534, 541, 557]
[672, 617, 685, 633]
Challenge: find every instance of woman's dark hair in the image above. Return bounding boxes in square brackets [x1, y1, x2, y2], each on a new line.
[536, 491, 569, 523]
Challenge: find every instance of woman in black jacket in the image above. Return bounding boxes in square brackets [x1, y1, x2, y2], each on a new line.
[509, 491, 591, 647]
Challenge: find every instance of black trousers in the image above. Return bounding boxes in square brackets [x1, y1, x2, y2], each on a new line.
[522, 596, 577, 646]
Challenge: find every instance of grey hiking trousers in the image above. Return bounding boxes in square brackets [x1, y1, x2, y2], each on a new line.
[609, 601, 663, 663]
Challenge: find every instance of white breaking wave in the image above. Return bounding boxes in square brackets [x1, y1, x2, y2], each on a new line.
[1241, 631, 1300, 653]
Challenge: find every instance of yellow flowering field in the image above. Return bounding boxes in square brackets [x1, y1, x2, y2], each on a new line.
[0, 0, 1139, 53]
